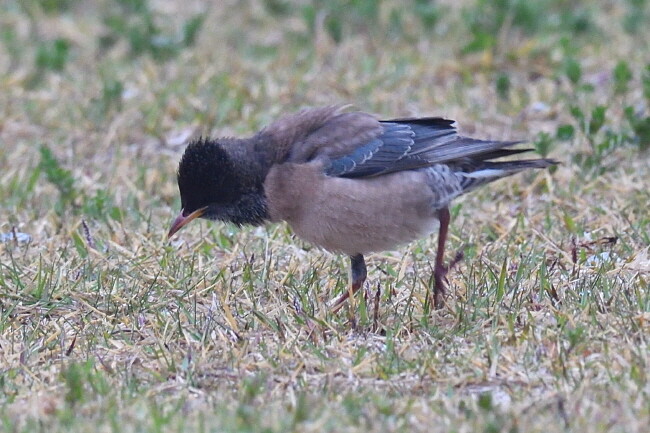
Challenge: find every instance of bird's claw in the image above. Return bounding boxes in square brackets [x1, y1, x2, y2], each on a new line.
[433, 248, 465, 310]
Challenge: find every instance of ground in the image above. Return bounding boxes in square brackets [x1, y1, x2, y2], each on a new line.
[0, 0, 649, 432]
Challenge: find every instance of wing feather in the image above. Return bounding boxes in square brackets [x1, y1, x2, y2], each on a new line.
[265, 109, 548, 180]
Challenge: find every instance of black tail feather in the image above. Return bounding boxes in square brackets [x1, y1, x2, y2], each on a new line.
[459, 158, 557, 191]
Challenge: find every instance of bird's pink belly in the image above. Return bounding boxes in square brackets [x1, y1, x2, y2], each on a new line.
[294, 217, 440, 255]
[267, 165, 442, 255]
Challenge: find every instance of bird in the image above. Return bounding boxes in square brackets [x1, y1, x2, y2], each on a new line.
[167, 105, 556, 311]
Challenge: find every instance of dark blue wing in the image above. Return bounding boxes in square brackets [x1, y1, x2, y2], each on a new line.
[325, 117, 529, 179]
[325, 118, 456, 178]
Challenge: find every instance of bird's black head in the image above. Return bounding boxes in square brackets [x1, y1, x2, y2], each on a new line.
[177, 138, 243, 214]
[168, 138, 269, 238]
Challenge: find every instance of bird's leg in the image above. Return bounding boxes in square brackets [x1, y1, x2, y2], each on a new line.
[433, 207, 451, 309]
[330, 254, 367, 313]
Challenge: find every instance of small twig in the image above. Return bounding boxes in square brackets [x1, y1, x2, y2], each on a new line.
[82, 219, 95, 249]
[275, 317, 285, 342]
[372, 283, 380, 332]
[450, 249, 465, 270]
[65, 334, 77, 356]
[293, 295, 303, 316]
[293, 295, 319, 343]
[557, 396, 570, 429]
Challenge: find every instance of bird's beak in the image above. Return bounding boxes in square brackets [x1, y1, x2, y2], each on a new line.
[167, 207, 207, 239]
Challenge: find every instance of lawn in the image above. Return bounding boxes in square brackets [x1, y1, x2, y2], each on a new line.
[1, 0, 649, 432]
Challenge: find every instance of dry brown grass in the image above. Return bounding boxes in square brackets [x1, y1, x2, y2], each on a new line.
[1, 1, 649, 431]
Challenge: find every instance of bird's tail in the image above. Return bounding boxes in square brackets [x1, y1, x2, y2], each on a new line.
[458, 158, 557, 192]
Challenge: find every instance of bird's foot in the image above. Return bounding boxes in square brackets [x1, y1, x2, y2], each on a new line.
[433, 249, 464, 310]
[330, 279, 363, 313]
[330, 254, 367, 314]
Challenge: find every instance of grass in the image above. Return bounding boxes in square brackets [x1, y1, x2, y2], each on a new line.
[1, 0, 649, 431]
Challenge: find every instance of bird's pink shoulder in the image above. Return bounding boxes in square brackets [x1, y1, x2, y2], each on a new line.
[260, 105, 382, 163]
